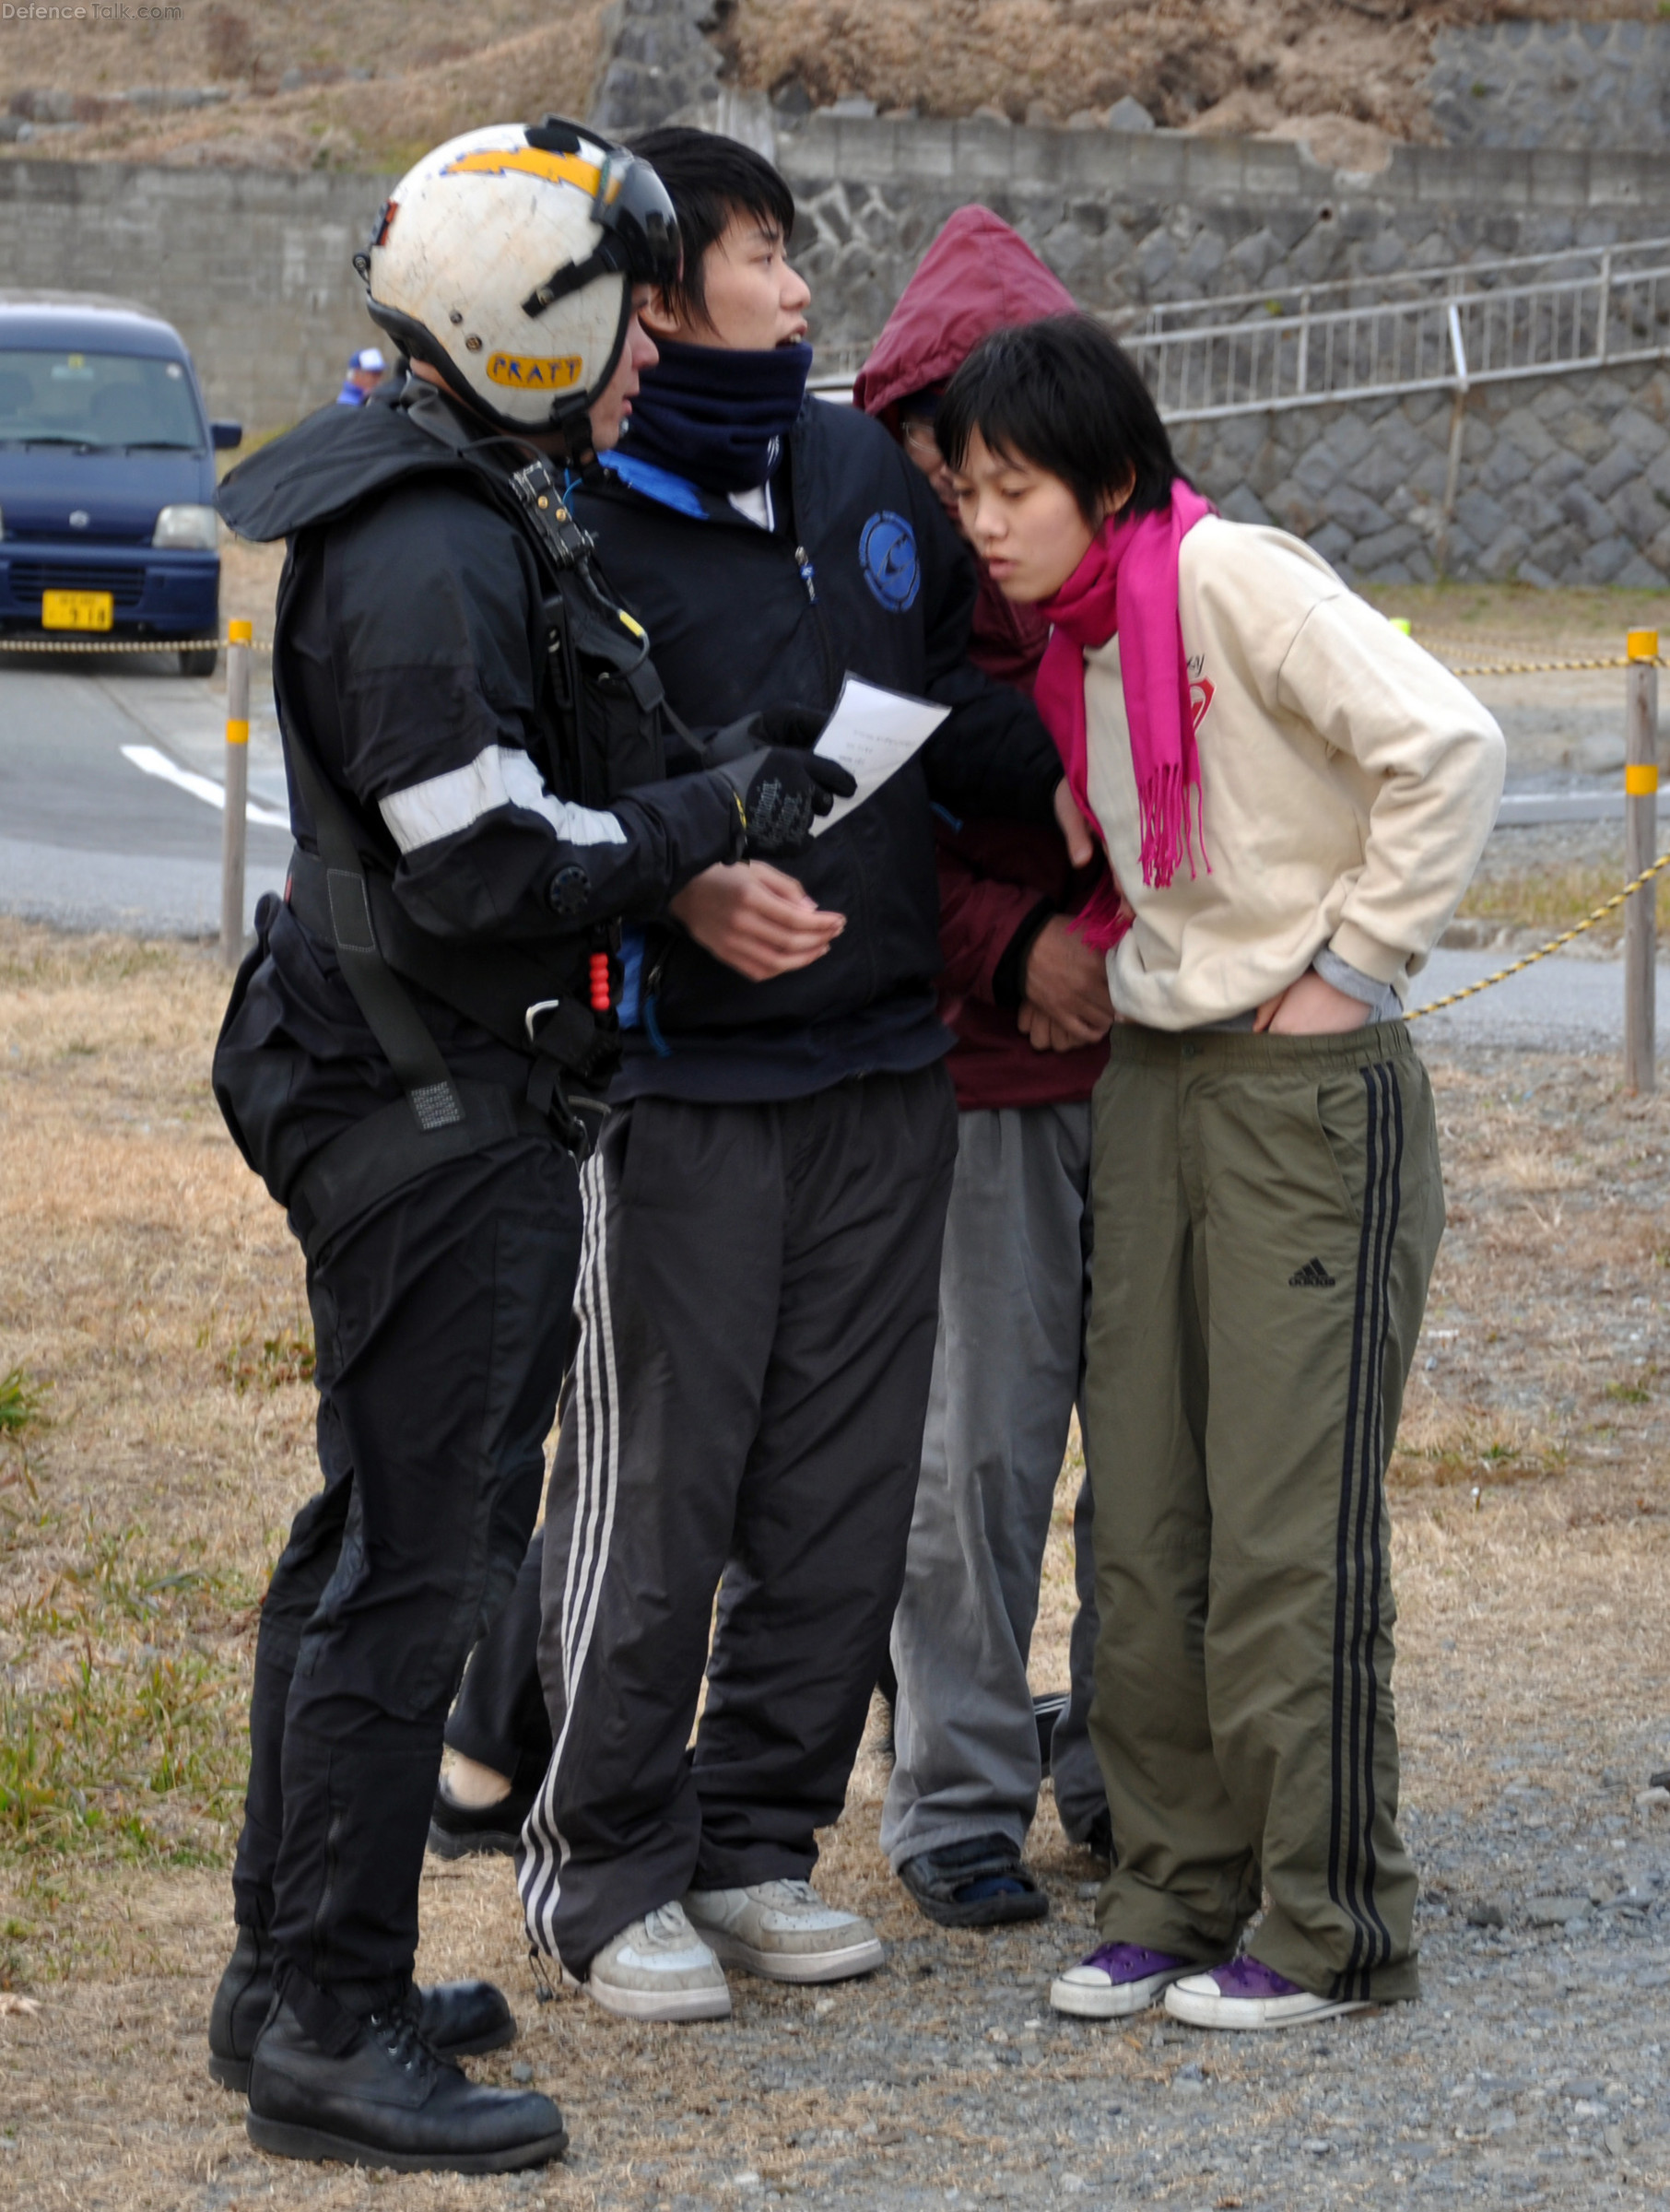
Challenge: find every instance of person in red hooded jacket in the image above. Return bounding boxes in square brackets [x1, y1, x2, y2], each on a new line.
[853, 207, 1115, 1925]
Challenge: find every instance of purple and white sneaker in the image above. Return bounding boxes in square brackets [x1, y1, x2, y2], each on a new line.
[1163, 1955, 1370, 2030]
[1050, 1943, 1193, 2019]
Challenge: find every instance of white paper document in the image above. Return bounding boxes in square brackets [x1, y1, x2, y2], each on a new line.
[810, 675, 950, 835]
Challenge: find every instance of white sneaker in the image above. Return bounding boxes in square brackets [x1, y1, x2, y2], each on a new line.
[684, 1878, 885, 1984]
[1162, 1957, 1370, 2031]
[584, 1901, 732, 2021]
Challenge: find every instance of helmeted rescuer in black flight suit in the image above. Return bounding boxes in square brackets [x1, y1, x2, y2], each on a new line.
[203, 116, 853, 2177]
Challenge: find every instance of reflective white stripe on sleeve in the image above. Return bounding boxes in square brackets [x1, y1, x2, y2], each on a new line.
[378, 744, 629, 855]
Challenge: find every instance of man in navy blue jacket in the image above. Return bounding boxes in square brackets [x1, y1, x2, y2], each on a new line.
[438, 129, 1087, 2022]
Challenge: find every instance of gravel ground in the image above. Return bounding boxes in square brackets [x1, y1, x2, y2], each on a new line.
[5, 1035, 1669, 2209]
[6, 1712, 1667, 2212]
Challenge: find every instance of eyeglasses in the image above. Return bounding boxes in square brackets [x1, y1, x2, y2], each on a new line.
[901, 417, 942, 458]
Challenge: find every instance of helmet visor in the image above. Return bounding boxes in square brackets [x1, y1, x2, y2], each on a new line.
[596, 150, 680, 291]
[520, 138, 681, 321]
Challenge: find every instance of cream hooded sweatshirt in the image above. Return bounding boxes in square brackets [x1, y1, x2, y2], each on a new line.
[1081, 516, 1506, 1030]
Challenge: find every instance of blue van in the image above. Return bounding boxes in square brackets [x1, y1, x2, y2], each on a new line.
[0, 290, 241, 675]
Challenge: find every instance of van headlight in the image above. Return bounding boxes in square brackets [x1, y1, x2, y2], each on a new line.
[152, 503, 218, 550]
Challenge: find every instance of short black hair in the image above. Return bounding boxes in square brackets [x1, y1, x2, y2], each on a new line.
[936, 316, 1182, 524]
[628, 126, 796, 333]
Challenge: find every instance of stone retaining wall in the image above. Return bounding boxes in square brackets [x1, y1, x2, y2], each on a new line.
[1174, 364, 1670, 591]
[772, 116, 1670, 585]
[9, 89, 1670, 584]
[774, 116, 1670, 369]
[1429, 19, 1670, 153]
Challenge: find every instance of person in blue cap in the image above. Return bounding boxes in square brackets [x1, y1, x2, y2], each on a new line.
[335, 345, 387, 405]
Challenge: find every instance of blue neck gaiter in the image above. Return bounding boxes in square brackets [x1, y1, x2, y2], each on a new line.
[621, 335, 813, 494]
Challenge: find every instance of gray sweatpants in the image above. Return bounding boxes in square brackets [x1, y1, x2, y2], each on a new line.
[881, 1102, 1108, 1870]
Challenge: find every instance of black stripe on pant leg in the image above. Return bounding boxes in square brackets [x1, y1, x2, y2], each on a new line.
[1352, 1067, 1403, 1980]
[1347, 1066, 1401, 1987]
[1329, 1064, 1391, 1997]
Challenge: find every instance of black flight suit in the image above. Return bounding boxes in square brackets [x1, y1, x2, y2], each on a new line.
[211, 382, 744, 2006]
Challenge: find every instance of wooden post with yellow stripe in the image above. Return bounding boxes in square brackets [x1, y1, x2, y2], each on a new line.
[1624, 628, 1659, 1094]
[219, 618, 253, 971]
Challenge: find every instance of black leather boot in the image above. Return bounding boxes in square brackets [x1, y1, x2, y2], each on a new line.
[246, 1984, 567, 2173]
[208, 1929, 517, 2094]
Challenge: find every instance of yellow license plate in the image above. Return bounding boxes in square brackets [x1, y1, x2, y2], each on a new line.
[41, 589, 114, 632]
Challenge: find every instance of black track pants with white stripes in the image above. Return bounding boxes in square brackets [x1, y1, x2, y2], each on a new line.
[230, 1134, 582, 1990]
[1080, 1020, 1443, 2005]
[518, 1065, 958, 1978]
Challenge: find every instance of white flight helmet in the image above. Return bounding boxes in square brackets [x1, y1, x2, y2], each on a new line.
[358, 114, 679, 439]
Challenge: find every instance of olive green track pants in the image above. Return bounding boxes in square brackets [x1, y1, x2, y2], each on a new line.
[1083, 1018, 1444, 2005]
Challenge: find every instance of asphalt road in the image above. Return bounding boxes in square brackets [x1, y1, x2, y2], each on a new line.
[1409, 945, 1667, 1056]
[0, 648, 290, 937]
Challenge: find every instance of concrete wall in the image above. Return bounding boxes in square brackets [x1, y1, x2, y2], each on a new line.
[776, 117, 1670, 368]
[0, 159, 388, 430]
[9, 105, 1670, 584]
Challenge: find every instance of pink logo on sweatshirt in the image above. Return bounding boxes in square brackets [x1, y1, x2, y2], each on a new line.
[1190, 677, 1215, 733]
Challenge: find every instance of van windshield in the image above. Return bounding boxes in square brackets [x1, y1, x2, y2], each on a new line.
[0, 348, 206, 451]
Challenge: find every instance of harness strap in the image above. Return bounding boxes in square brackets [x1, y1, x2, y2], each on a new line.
[286, 847, 619, 1095]
[280, 721, 465, 1134]
[286, 1079, 558, 1264]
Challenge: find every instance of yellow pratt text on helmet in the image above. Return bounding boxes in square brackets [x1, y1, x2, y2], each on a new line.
[368, 124, 627, 431]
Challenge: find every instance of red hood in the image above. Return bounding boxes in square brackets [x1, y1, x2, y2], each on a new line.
[853, 206, 1078, 425]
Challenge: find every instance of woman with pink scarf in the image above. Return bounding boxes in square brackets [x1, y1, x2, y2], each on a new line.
[935, 317, 1503, 2033]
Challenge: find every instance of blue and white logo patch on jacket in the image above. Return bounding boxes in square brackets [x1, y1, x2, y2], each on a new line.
[859, 510, 921, 611]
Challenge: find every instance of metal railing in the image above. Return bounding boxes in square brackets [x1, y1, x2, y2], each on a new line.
[1112, 237, 1670, 422]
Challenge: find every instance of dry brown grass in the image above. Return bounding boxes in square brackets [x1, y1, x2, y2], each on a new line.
[1453, 857, 1670, 942]
[720, 0, 1663, 141]
[216, 535, 284, 646]
[2, 0, 1663, 170]
[0, 925, 311, 1877]
[1, 1, 609, 173]
[1358, 578, 1670, 659]
[2, 922, 1668, 2203]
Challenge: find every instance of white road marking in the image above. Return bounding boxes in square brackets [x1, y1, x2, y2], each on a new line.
[120, 744, 288, 827]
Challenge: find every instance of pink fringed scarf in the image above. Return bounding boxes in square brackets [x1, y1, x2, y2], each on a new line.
[1033, 482, 1215, 950]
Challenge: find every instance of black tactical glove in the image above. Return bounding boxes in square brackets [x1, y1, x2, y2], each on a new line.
[714, 746, 858, 857]
[701, 704, 828, 766]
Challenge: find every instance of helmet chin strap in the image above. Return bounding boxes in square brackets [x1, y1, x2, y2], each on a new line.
[368, 272, 628, 460]
[554, 416, 598, 473]
[393, 347, 595, 467]
[536, 268, 631, 473]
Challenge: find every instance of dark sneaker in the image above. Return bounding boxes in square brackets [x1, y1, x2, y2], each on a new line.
[1080, 1810, 1114, 1871]
[209, 1929, 515, 2095]
[246, 1988, 565, 2173]
[1032, 1690, 1069, 1775]
[899, 1835, 1049, 1929]
[427, 1778, 536, 1860]
[1051, 1942, 1193, 2019]
[1163, 1956, 1370, 2031]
